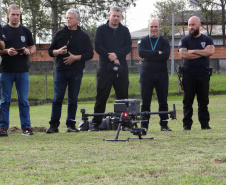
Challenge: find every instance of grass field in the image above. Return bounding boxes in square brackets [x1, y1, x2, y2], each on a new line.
[1, 95, 226, 184]
[10, 73, 226, 101]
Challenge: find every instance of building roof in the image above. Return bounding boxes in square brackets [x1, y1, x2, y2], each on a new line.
[131, 25, 223, 40]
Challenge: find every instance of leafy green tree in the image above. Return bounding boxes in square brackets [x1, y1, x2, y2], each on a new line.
[191, 0, 224, 43]
[198, 0, 220, 36]
[2, 0, 136, 43]
[151, 0, 186, 37]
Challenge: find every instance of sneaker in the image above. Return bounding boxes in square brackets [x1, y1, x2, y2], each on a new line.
[89, 124, 99, 132]
[22, 128, 34, 136]
[161, 126, 172, 131]
[67, 123, 79, 133]
[0, 128, 8, 137]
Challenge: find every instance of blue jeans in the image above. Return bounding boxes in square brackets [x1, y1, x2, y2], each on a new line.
[0, 72, 31, 129]
[50, 70, 83, 126]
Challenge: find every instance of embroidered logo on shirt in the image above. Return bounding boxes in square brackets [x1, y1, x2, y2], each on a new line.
[21, 36, 25, 42]
[201, 42, 206, 48]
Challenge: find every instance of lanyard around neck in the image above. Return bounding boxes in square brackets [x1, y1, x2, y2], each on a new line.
[150, 36, 160, 50]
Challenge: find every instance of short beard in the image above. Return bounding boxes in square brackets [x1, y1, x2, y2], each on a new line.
[189, 28, 200, 37]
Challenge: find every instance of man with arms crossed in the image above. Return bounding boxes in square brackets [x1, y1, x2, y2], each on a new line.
[179, 16, 215, 130]
[137, 18, 172, 131]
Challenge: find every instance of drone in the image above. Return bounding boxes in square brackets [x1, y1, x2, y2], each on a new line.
[80, 99, 176, 141]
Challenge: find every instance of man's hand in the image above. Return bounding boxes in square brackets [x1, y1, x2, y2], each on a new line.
[7, 48, 18, 56]
[57, 45, 67, 55]
[113, 59, 120, 65]
[22, 47, 31, 55]
[108, 52, 117, 61]
[63, 52, 81, 65]
[188, 45, 215, 57]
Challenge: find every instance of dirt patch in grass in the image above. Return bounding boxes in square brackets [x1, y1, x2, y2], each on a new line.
[214, 159, 226, 164]
[8, 126, 47, 134]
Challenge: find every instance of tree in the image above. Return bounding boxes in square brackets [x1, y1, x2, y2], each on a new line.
[2, 0, 136, 43]
[152, 0, 186, 38]
[198, 0, 220, 36]
[214, 0, 225, 44]
[191, 0, 225, 44]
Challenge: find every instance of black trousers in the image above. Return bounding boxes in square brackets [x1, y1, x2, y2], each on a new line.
[92, 66, 129, 125]
[140, 72, 169, 128]
[182, 72, 210, 128]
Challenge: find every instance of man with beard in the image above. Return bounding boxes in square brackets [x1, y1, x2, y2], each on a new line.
[178, 16, 215, 130]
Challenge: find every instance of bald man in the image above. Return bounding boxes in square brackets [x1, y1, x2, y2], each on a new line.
[137, 18, 172, 131]
[179, 16, 215, 130]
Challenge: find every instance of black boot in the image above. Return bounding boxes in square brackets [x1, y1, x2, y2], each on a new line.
[67, 122, 79, 132]
[46, 121, 59, 133]
[161, 125, 172, 131]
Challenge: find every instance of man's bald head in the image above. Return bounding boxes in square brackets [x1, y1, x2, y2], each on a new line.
[148, 18, 161, 38]
[188, 16, 201, 37]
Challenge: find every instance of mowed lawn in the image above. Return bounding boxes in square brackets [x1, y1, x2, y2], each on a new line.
[0, 95, 226, 184]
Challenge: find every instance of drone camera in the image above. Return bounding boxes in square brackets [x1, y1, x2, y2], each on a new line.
[131, 128, 147, 136]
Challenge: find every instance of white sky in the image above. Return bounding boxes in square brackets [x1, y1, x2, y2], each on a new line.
[126, 0, 157, 32]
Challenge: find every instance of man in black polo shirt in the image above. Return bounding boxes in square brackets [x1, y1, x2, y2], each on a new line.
[179, 16, 215, 130]
[0, 4, 36, 137]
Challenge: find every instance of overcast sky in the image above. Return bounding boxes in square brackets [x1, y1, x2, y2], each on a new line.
[126, 0, 157, 32]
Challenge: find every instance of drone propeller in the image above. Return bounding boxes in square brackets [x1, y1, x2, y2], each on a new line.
[70, 119, 84, 123]
[162, 118, 172, 122]
[131, 120, 148, 123]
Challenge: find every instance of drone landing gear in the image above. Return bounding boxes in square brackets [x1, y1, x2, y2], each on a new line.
[103, 123, 129, 142]
[128, 127, 154, 140]
[128, 136, 154, 140]
[103, 124, 154, 141]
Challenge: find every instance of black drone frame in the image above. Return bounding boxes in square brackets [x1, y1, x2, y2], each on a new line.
[81, 104, 176, 142]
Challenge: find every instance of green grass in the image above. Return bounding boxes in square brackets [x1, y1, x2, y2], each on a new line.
[10, 73, 226, 102]
[1, 95, 226, 184]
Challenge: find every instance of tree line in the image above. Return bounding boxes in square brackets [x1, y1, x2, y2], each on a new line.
[152, 0, 226, 44]
[1, 0, 225, 45]
[0, 0, 136, 44]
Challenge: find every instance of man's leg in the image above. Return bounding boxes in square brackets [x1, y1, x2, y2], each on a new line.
[47, 71, 67, 133]
[92, 68, 114, 130]
[183, 72, 196, 130]
[140, 72, 155, 130]
[114, 66, 129, 99]
[0, 72, 14, 129]
[155, 72, 171, 131]
[66, 70, 83, 132]
[196, 74, 210, 129]
[15, 72, 31, 129]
